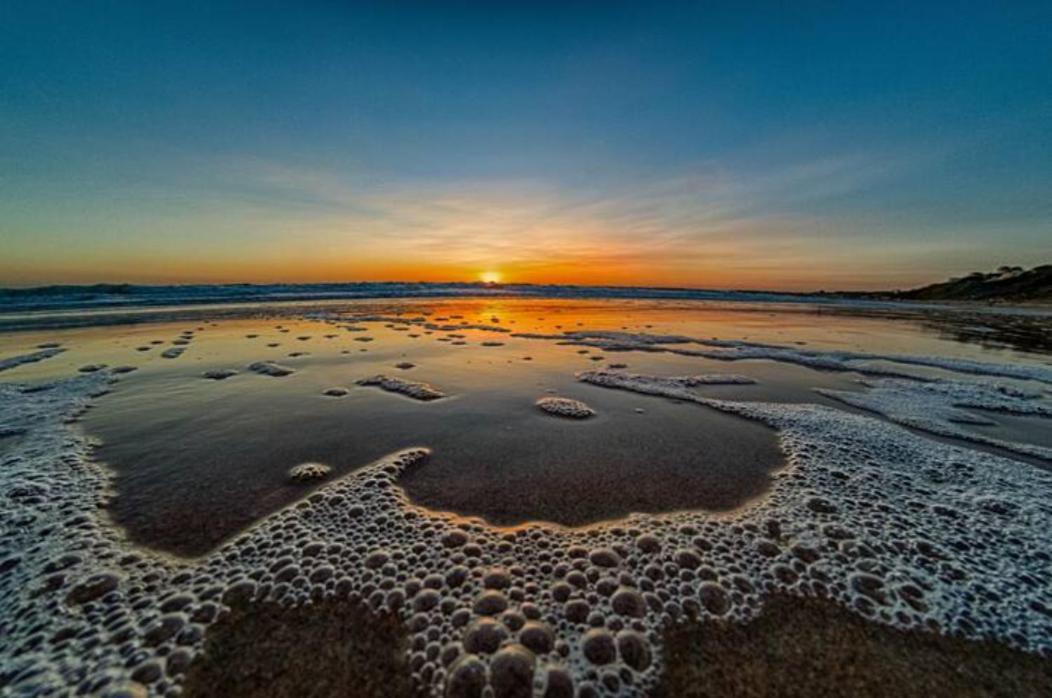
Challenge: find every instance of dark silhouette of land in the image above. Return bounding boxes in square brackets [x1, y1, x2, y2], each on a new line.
[868, 265, 1052, 303]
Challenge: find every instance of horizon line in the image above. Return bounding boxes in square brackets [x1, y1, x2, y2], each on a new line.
[3, 271, 1034, 297]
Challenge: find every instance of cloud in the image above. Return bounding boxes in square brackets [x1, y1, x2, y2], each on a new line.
[204, 150, 910, 284]
[2, 146, 978, 289]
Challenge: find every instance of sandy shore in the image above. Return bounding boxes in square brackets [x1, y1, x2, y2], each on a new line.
[657, 594, 1052, 697]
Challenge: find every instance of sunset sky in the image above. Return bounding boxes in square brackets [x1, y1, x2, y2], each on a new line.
[2, 2, 1050, 290]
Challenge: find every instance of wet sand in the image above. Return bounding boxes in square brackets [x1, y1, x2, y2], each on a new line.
[184, 593, 1052, 698]
[182, 599, 413, 698]
[657, 595, 1052, 698]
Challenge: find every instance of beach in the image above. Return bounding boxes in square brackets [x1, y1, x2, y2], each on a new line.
[1, 295, 1050, 696]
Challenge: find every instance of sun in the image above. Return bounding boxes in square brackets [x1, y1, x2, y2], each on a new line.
[479, 271, 502, 284]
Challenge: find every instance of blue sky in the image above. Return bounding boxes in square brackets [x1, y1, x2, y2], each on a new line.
[2, 1, 1050, 289]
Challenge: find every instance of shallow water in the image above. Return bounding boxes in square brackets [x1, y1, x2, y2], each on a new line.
[85, 339, 788, 557]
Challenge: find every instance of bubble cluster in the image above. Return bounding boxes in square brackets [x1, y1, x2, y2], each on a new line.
[524, 330, 1052, 385]
[819, 377, 1052, 460]
[247, 361, 295, 377]
[0, 347, 65, 372]
[356, 375, 446, 401]
[577, 370, 755, 398]
[535, 397, 596, 419]
[2, 336, 1051, 697]
[288, 462, 333, 483]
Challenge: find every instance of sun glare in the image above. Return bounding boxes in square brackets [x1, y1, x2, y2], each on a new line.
[479, 271, 502, 284]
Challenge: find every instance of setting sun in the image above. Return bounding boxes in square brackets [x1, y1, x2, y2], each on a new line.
[479, 271, 502, 284]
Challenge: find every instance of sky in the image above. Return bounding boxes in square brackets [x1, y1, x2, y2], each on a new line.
[1, 1, 1050, 291]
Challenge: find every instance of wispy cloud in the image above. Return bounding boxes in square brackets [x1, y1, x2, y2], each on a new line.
[1, 145, 978, 289]
[171, 149, 923, 287]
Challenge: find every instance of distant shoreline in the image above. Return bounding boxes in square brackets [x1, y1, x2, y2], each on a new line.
[2, 273, 1050, 316]
[0, 286, 1049, 335]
